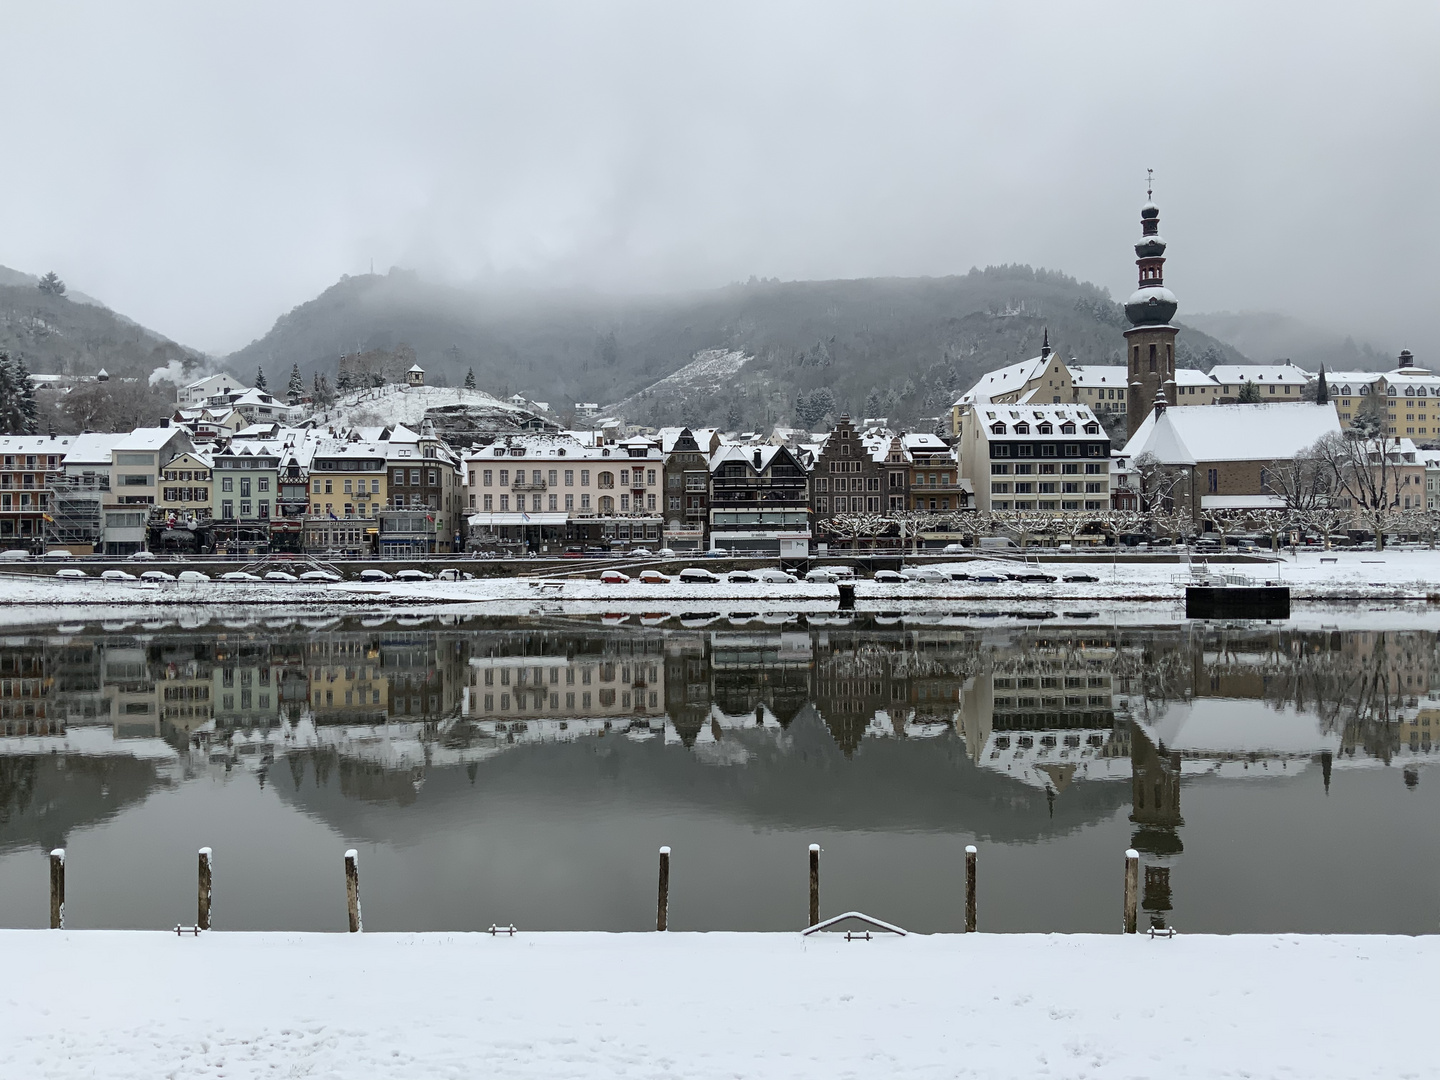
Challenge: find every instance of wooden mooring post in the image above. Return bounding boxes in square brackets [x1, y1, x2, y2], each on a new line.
[964, 845, 977, 933]
[808, 843, 820, 927]
[345, 849, 362, 933]
[656, 846, 670, 932]
[1123, 848, 1139, 934]
[197, 847, 213, 931]
[48, 848, 64, 930]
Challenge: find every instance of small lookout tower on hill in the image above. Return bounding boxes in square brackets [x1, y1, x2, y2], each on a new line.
[406, 363, 425, 388]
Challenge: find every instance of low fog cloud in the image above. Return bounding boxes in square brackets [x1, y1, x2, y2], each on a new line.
[1, 1, 1435, 358]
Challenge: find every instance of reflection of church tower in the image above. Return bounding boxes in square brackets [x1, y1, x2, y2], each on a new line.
[1129, 723, 1184, 927]
[1125, 177, 1180, 438]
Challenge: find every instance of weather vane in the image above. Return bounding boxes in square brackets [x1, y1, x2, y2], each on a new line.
[1147, 168, 1154, 200]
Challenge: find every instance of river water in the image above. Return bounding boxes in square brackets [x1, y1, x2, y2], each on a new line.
[0, 608, 1436, 933]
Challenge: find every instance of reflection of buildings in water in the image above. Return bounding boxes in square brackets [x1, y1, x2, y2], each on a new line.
[0, 642, 51, 735]
[466, 651, 666, 720]
[382, 631, 468, 722]
[306, 635, 387, 724]
[1130, 723, 1183, 929]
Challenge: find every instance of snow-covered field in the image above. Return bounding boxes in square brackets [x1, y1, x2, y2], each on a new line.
[0, 930, 1422, 1079]
[7, 549, 1440, 608]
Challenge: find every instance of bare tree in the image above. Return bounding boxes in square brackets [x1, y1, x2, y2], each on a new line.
[1250, 508, 1295, 554]
[1264, 448, 1335, 518]
[1302, 505, 1352, 550]
[952, 509, 993, 548]
[1310, 423, 1407, 550]
[888, 509, 942, 554]
[819, 514, 888, 552]
[1202, 508, 1247, 550]
[1400, 505, 1440, 548]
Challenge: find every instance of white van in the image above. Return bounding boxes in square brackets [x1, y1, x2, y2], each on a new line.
[978, 537, 1020, 551]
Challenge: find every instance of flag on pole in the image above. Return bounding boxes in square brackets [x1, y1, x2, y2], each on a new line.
[521, 512, 531, 522]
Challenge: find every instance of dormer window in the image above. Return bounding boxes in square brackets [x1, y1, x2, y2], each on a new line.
[1060, 423, 1076, 434]
[1084, 424, 1100, 435]
[990, 423, 1006, 435]
[1037, 423, 1053, 435]
[1013, 423, 1029, 435]
[493, 447, 505, 456]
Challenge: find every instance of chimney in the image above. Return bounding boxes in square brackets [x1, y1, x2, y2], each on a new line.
[159, 417, 170, 428]
[752, 449, 762, 469]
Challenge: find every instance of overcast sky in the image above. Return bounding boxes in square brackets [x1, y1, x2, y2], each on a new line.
[2, 2, 1435, 358]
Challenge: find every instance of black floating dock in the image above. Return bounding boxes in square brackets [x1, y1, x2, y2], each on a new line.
[1185, 585, 1290, 620]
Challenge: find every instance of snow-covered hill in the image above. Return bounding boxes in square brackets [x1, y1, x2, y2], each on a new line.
[309, 383, 531, 432]
[607, 348, 752, 418]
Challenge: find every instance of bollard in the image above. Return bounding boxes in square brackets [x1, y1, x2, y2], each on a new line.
[656, 846, 670, 932]
[1123, 848, 1139, 934]
[49, 848, 65, 930]
[964, 845, 977, 933]
[197, 847, 213, 931]
[808, 843, 820, 927]
[345, 849, 362, 933]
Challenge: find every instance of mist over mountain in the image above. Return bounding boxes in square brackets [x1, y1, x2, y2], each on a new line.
[1184, 311, 1396, 372]
[225, 266, 1249, 431]
[0, 265, 205, 381]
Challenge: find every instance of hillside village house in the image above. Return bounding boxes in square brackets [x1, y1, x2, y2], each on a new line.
[157, 450, 213, 523]
[1068, 365, 1129, 419]
[903, 432, 966, 511]
[1120, 402, 1343, 522]
[178, 373, 244, 407]
[211, 441, 280, 553]
[810, 416, 893, 521]
[958, 403, 1111, 514]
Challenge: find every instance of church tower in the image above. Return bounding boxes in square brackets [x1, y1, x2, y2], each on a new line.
[1124, 179, 1179, 438]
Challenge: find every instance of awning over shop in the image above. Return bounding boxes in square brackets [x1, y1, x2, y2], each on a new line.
[467, 512, 569, 527]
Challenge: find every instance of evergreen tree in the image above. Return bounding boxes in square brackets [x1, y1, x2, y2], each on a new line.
[1315, 365, 1329, 405]
[13, 356, 37, 434]
[464, 368, 476, 390]
[0, 353, 14, 432]
[1237, 380, 1262, 404]
[255, 366, 268, 392]
[37, 271, 65, 297]
[287, 363, 304, 404]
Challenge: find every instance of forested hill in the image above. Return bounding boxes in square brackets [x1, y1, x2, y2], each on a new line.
[227, 266, 1250, 431]
[0, 270, 202, 381]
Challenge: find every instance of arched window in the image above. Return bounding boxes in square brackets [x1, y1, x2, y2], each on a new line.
[597, 471, 615, 489]
[1148, 344, 1157, 372]
[598, 495, 614, 514]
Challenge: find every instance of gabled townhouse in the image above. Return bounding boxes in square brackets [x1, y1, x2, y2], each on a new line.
[709, 443, 810, 557]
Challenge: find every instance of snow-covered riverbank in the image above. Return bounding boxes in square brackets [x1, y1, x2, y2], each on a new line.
[4, 549, 1440, 605]
[0, 929, 1421, 1079]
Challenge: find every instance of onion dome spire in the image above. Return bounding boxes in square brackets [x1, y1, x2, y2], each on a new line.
[1125, 170, 1178, 327]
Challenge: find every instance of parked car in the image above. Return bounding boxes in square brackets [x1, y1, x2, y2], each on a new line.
[901, 567, 949, 583]
[977, 537, 1021, 551]
[358, 568, 393, 582]
[637, 569, 669, 584]
[942, 543, 967, 554]
[872, 569, 907, 583]
[727, 570, 758, 584]
[40, 549, 72, 560]
[702, 548, 730, 557]
[628, 547, 652, 557]
[395, 569, 435, 582]
[436, 568, 471, 582]
[100, 569, 137, 581]
[300, 570, 342, 583]
[599, 569, 630, 584]
[140, 570, 177, 582]
[55, 568, 87, 579]
[178, 570, 210, 583]
[263, 570, 299, 583]
[755, 569, 799, 584]
[805, 567, 843, 583]
[128, 550, 158, 561]
[1063, 573, 1100, 583]
[678, 567, 721, 583]
[0, 549, 31, 561]
[656, 548, 677, 558]
[220, 571, 262, 582]
[1007, 571, 1057, 583]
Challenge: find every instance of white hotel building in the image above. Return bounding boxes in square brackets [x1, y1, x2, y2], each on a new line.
[463, 433, 664, 552]
[956, 403, 1111, 514]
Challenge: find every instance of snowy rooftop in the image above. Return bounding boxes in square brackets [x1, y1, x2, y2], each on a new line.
[1209, 363, 1312, 386]
[954, 353, 1066, 407]
[114, 427, 188, 451]
[1069, 365, 1127, 388]
[1122, 402, 1341, 465]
